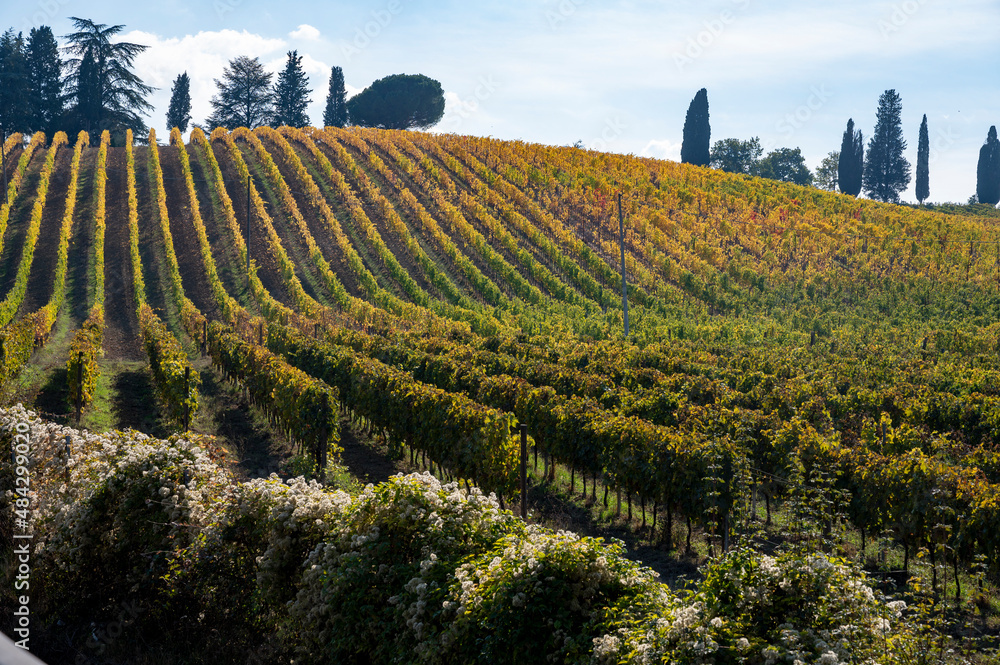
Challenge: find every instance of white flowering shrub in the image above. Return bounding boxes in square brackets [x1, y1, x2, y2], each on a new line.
[0, 406, 230, 622]
[285, 472, 523, 663]
[162, 474, 355, 660]
[429, 528, 665, 665]
[605, 547, 915, 664]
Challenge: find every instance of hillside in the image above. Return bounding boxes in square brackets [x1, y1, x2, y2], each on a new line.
[2, 126, 1000, 663]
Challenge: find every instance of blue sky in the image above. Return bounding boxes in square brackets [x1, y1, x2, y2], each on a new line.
[3, 0, 998, 203]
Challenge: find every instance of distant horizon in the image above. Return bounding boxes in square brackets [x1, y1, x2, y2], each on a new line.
[2, 0, 997, 205]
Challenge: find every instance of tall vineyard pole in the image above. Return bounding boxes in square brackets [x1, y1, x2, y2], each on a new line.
[618, 191, 629, 337]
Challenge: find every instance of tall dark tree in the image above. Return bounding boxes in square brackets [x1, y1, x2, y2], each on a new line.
[976, 126, 1000, 206]
[25, 26, 62, 134]
[206, 56, 274, 129]
[681, 88, 710, 166]
[272, 50, 311, 128]
[757, 147, 813, 186]
[347, 74, 444, 130]
[863, 89, 910, 203]
[63, 18, 154, 142]
[709, 137, 761, 175]
[166, 72, 192, 133]
[0, 29, 30, 137]
[915, 114, 929, 204]
[837, 118, 863, 196]
[323, 65, 348, 128]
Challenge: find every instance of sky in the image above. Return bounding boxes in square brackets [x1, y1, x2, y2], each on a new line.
[3, 0, 998, 204]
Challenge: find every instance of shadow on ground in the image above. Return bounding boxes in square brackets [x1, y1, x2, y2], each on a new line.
[112, 369, 170, 438]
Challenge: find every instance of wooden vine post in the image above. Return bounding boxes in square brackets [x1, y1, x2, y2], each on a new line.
[183, 366, 191, 431]
[1, 129, 7, 206]
[246, 175, 251, 282]
[617, 191, 629, 337]
[75, 351, 83, 426]
[520, 423, 527, 520]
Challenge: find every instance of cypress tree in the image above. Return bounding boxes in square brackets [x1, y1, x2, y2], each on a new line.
[976, 126, 1000, 206]
[25, 26, 62, 135]
[272, 50, 311, 128]
[915, 114, 929, 204]
[166, 72, 192, 133]
[323, 66, 348, 128]
[681, 88, 710, 166]
[837, 118, 863, 196]
[863, 89, 911, 203]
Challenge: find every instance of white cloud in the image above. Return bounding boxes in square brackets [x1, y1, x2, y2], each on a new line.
[290, 24, 321, 41]
[641, 139, 682, 162]
[123, 29, 286, 134]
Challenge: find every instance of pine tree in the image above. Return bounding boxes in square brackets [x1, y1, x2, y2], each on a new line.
[166, 72, 192, 133]
[207, 56, 274, 130]
[976, 126, 1000, 206]
[63, 17, 154, 141]
[272, 50, 311, 128]
[915, 114, 929, 204]
[323, 66, 348, 128]
[0, 29, 30, 137]
[863, 89, 910, 203]
[25, 26, 62, 135]
[347, 74, 444, 130]
[681, 88, 710, 166]
[837, 118, 863, 196]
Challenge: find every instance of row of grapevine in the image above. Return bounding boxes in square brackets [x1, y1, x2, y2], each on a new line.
[169, 128, 248, 329]
[0, 132, 86, 394]
[36, 131, 87, 333]
[407, 132, 588, 308]
[442, 136, 643, 305]
[207, 321, 339, 466]
[147, 128, 205, 333]
[293, 127, 498, 336]
[0, 131, 68, 326]
[125, 130, 200, 426]
[368, 129, 547, 308]
[236, 127, 358, 312]
[0, 131, 44, 257]
[265, 321, 518, 495]
[194, 128, 304, 327]
[328, 128, 510, 309]
[67, 130, 110, 410]
[0, 131, 20, 156]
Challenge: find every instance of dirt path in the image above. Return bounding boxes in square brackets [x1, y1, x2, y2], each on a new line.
[102, 148, 144, 360]
[158, 145, 220, 320]
[19, 142, 74, 314]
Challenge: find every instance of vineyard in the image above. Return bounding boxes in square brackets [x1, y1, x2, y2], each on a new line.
[2, 125, 1000, 663]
